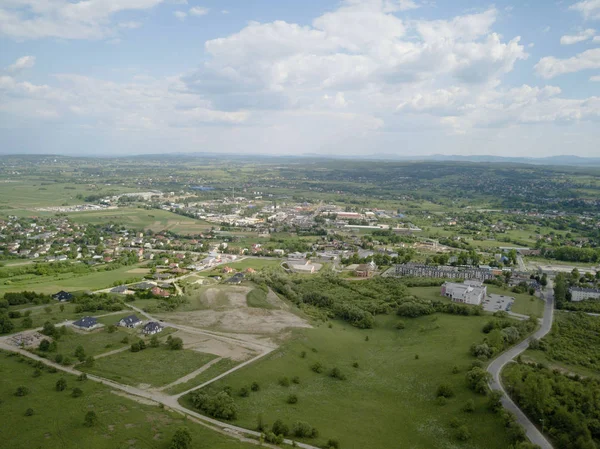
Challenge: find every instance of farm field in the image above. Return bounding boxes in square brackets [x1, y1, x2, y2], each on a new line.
[181, 314, 514, 449]
[53, 326, 134, 358]
[81, 345, 218, 387]
[0, 180, 137, 209]
[0, 351, 256, 449]
[66, 208, 211, 234]
[0, 262, 149, 294]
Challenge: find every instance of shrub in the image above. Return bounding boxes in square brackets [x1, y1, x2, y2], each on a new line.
[466, 367, 491, 395]
[487, 390, 503, 412]
[56, 378, 67, 391]
[25, 408, 34, 416]
[107, 324, 117, 333]
[121, 336, 129, 344]
[84, 411, 98, 427]
[327, 439, 340, 449]
[251, 382, 260, 392]
[71, 387, 83, 398]
[278, 377, 290, 387]
[396, 321, 405, 329]
[272, 419, 289, 436]
[239, 387, 249, 397]
[463, 399, 475, 412]
[455, 425, 471, 441]
[170, 427, 192, 449]
[300, 351, 307, 358]
[292, 421, 318, 438]
[77, 373, 88, 381]
[190, 390, 238, 420]
[436, 396, 448, 406]
[263, 431, 284, 445]
[138, 339, 147, 350]
[287, 394, 298, 404]
[311, 362, 324, 373]
[452, 365, 460, 374]
[256, 414, 267, 432]
[330, 367, 346, 380]
[38, 339, 50, 351]
[74, 345, 86, 362]
[449, 417, 463, 429]
[15, 386, 29, 396]
[150, 334, 160, 347]
[130, 342, 140, 352]
[352, 362, 359, 368]
[54, 354, 64, 364]
[33, 369, 42, 378]
[436, 384, 454, 398]
[415, 354, 419, 360]
[168, 337, 183, 350]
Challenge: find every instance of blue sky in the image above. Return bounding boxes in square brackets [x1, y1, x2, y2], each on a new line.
[1, 0, 599, 157]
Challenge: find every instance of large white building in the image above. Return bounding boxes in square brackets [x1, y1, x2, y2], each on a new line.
[441, 280, 487, 306]
[570, 287, 600, 302]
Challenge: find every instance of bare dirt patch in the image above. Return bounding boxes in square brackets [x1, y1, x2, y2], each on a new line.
[173, 331, 256, 361]
[126, 268, 150, 274]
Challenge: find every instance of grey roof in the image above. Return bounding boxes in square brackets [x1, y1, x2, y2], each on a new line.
[52, 290, 73, 301]
[73, 316, 98, 328]
[143, 321, 163, 332]
[119, 315, 140, 325]
[110, 285, 128, 293]
[570, 287, 600, 293]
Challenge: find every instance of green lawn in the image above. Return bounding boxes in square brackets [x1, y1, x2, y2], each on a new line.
[67, 208, 211, 234]
[228, 258, 284, 271]
[181, 315, 514, 449]
[53, 327, 133, 358]
[0, 351, 257, 449]
[0, 263, 149, 294]
[166, 358, 241, 395]
[82, 346, 218, 387]
[8, 303, 84, 332]
[246, 288, 276, 309]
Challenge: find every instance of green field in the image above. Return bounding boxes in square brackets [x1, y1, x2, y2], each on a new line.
[166, 358, 241, 395]
[67, 208, 211, 234]
[0, 262, 149, 294]
[246, 288, 276, 309]
[181, 315, 514, 449]
[53, 326, 134, 358]
[0, 180, 137, 209]
[82, 345, 218, 387]
[0, 351, 255, 449]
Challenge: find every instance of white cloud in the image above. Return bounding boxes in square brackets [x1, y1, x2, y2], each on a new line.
[560, 28, 596, 44]
[118, 21, 142, 29]
[594, 35, 600, 41]
[174, 10, 187, 20]
[189, 6, 208, 16]
[536, 48, 600, 78]
[591, 75, 600, 81]
[0, 0, 163, 40]
[7, 55, 36, 72]
[570, 0, 600, 20]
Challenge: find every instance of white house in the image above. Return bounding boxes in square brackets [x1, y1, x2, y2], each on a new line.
[142, 321, 164, 335]
[441, 280, 487, 306]
[570, 287, 600, 302]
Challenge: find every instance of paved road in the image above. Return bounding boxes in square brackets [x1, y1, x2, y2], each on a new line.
[487, 281, 555, 449]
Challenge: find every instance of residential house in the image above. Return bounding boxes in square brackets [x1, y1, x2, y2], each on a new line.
[118, 315, 141, 328]
[72, 316, 99, 330]
[151, 286, 170, 298]
[110, 285, 129, 294]
[52, 290, 73, 302]
[355, 261, 377, 277]
[142, 321, 164, 335]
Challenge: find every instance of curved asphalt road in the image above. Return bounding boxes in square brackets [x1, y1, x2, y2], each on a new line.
[487, 281, 555, 449]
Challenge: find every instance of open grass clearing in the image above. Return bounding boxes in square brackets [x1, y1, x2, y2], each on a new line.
[52, 326, 134, 358]
[246, 288, 277, 309]
[81, 345, 218, 388]
[0, 351, 256, 449]
[166, 357, 241, 395]
[181, 314, 514, 449]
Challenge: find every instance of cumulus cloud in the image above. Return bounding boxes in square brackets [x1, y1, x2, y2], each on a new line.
[7, 55, 36, 72]
[536, 48, 600, 78]
[0, 0, 162, 40]
[591, 75, 600, 81]
[560, 28, 596, 44]
[570, 0, 600, 20]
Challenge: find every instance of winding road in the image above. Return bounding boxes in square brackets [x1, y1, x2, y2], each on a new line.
[487, 281, 555, 449]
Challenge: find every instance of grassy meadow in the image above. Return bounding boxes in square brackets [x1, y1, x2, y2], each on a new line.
[0, 351, 256, 449]
[181, 314, 514, 449]
[82, 345, 218, 387]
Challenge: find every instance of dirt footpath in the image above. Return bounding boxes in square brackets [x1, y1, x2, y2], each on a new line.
[173, 331, 257, 361]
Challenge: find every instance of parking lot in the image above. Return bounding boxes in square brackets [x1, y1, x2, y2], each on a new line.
[482, 293, 514, 313]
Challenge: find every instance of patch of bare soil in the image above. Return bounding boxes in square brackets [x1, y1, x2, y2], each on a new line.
[173, 331, 256, 361]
